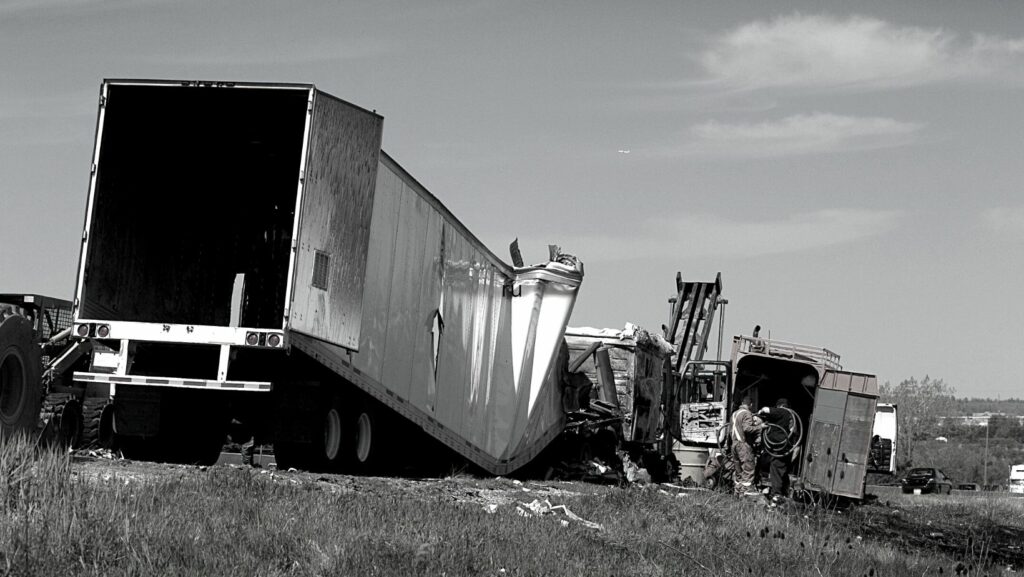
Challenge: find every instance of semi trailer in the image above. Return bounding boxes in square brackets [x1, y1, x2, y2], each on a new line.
[56, 79, 583, 473]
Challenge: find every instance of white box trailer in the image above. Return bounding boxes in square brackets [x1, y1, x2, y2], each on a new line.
[67, 79, 583, 473]
[868, 402, 897, 474]
[1010, 464, 1024, 494]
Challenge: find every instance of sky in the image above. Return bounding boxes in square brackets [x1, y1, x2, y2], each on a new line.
[1, 0, 1022, 398]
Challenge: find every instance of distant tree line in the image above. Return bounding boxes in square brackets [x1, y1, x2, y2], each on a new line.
[878, 376, 1024, 485]
[948, 397, 1024, 416]
[935, 415, 1024, 444]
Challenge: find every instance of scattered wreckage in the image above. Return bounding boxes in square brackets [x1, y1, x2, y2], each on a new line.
[0, 79, 880, 504]
[547, 273, 880, 502]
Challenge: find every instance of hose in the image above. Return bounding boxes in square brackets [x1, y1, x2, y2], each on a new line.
[761, 407, 803, 458]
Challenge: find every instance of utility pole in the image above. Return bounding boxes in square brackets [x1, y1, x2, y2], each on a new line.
[983, 420, 990, 488]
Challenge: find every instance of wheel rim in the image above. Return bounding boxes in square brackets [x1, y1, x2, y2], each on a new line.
[0, 349, 26, 425]
[356, 412, 372, 463]
[324, 408, 342, 461]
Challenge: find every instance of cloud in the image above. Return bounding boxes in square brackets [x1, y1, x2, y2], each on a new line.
[667, 113, 922, 158]
[982, 206, 1024, 238]
[551, 209, 901, 262]
[699, 13, 1024, 91]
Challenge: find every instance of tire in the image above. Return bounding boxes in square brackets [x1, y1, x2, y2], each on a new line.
[40, 392, 83, 448]
[323, 399, 346, 467]
[0, 316, 42, 439]
[80, 397, 112, 449]
[273, 394, 346, 473]
[347, 399, 393, 475]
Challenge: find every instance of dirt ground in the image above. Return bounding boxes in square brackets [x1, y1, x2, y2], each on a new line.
[71, 451, 611, 512]
[845, 496, 1024, 570]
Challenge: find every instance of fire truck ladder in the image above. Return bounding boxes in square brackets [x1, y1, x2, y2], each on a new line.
[664, 272, 722, 372]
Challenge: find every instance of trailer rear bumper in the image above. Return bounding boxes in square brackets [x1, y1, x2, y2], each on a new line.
[73, 371, 271, 391]
[71, 320, 286, 348]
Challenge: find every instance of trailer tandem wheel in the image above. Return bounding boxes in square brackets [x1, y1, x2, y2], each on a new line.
[347, 397, 395, 475]
[272, 389, 347, 473]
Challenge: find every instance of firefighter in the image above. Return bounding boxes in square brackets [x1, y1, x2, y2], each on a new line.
[730, 396, 763, 496]
[758, 398, 795, 500]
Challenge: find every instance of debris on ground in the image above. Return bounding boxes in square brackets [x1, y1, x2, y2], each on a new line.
[515, 498, 603, 530]
[620, 452, 651, 484]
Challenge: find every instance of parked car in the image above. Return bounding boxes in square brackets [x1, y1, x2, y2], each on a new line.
[957, 483, 981, 491]
[901, 468, 953, 494]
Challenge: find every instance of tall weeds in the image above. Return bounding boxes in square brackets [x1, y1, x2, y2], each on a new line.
[0, 437, 1017, 576]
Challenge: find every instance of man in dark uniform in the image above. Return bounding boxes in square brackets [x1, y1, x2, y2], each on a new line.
[758, 398, 795, 500]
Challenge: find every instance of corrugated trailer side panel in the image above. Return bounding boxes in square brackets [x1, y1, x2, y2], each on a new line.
[288, 92, 383, 350]
[347, 156, 570, 466]
[380, 185, 433, 401]
[436, 232, 516, 457]
[352, 160, 523, 459]
[356, 165, 401, 379]
[409, 213, 445, 413]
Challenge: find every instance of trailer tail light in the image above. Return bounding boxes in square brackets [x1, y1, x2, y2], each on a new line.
[96, 324, 110, 338]
[245, 332, 259, 346]
[267, 334, 281, 347]
[76, 324, 90, 337]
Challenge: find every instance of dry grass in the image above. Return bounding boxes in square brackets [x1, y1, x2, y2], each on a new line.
[0, 437, 1019, 576]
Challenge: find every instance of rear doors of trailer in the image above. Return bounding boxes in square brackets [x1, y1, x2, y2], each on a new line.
[73, 80, 382, 388]
[800, 371, 878, 499]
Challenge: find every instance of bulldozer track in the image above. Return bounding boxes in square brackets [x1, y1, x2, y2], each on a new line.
[80, 397, 110, 449]
[40, 392, 82, 448]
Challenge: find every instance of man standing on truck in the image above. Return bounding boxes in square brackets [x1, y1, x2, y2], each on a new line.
[731, 396, 763, 496]
[759, 398, 795, 501]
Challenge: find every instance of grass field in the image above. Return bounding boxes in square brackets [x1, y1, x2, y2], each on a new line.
[2, 437, 1022, 576]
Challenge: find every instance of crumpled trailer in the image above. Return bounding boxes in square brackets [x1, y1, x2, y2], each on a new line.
[67, 79, 583, 473]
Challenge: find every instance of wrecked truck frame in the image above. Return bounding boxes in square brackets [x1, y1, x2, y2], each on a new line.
[671, 328, 878, 499]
